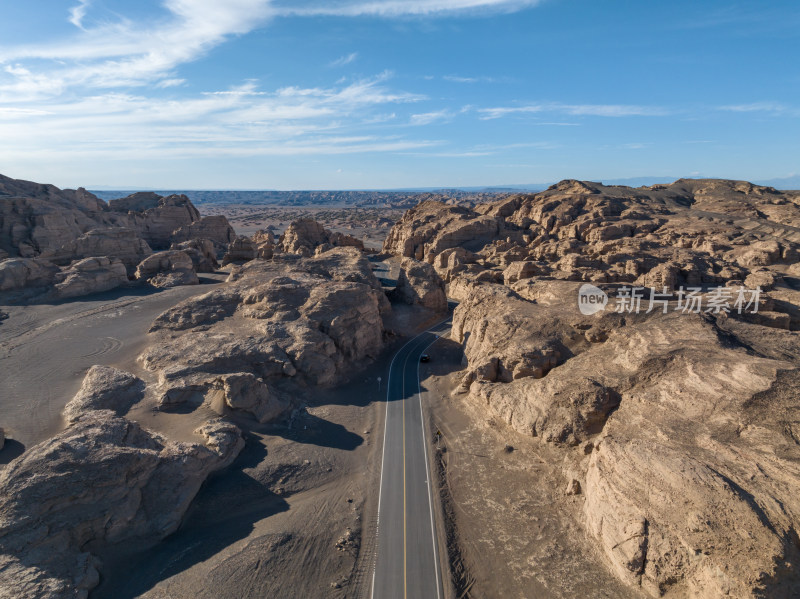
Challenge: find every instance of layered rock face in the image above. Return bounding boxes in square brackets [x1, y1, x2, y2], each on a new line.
[170, 215, 236, 249]
[389, 257, 448, 312]
[451, 281, 800, 597]
[0, 258, 59, 291]
[170, 238, 218, 272]
[141, 247, 390, 420]
[49, 228, 152, 270]
[221, 236, 257, 265]
[412, 179, 800, 597]
[110, 193, 200, 250]
[0, 409, 243, 599]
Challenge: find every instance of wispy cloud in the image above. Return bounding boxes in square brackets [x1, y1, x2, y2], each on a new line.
[275, 0, 544, 18]
[479, 103, 670, 119]
[0, 0, 277, 95]
[330, 52, 359, 67]
[68, 0, 92, 30]
[719, 102, 798, 116]
[0, 74, 431, 163]
[409, 109, 453, 125]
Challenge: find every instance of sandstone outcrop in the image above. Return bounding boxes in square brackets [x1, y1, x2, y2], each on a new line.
[450, 279, 800, 596]
[0, 175, 233, 293]
[63, 366, 145, 423]
[383, 180, 800, 328]
[279, 218, 364, 256]
[222, 236, 257, 265]
[170, 215, 236, 249]
[0, 258, 59, 291]
[53, 256, 129, 299]
[389, 257, 447, 312]
[0, 411, 243, 599]
[252, 229, 276, 259]
[134, 250, 198, 288]
[401, 179, 800, 596]
[113, 193, 200, 250]
[170, 239, 218, 272]
[141, 248, 389, 420]
[48, 228, 152, 270]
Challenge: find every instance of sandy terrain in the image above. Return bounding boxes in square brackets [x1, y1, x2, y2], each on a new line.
[420, 334, 641, 599]
[0, 276, 227, 458]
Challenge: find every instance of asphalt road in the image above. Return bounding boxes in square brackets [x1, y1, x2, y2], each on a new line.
[372, 319, 451, 599]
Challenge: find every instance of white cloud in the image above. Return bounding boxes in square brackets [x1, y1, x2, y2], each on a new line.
[0, 75, 431, 162]
[330, 52, 359, 67]
[719, 102, 796, 115]
[0, 0, 277, 95]
[276, 0, 544, 18]
[68, 0, 92, 30]
[409, 109, 453, 125]
[479, 103, 669, 119]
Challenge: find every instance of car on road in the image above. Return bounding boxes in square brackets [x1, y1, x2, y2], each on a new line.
[420, 354, 430, 363]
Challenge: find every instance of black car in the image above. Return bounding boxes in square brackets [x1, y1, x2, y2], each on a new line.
[420, 354, 430, 363]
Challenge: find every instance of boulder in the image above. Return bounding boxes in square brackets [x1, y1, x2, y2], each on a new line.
[0, 258, 59, 291]
[134, 250, 198, 288]
[63, 366, 145, 423]
[170, 239, 218, 273]
[53, 257, 129, 299]
[0, 412, 243, 598]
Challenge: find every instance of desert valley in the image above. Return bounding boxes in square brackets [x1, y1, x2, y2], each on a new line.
[2, 172, 800, 598]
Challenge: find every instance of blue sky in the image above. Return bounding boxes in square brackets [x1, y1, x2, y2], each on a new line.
[0, 0, 798, 189]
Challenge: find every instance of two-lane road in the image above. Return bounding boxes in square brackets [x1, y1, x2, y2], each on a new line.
[372, 319, 451, 599]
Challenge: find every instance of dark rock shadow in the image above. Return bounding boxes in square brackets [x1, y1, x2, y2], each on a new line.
[264, 412, 364, 451]
[91, 432, 288, 599]
[0, 439, 25, 465]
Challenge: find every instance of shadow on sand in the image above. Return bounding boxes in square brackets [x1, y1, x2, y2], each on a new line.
[91, 432, 288, 598]
[0, 439, 25, 465]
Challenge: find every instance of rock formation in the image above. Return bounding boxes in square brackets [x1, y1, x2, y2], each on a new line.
[388, 179, 800, 597]
[389, 257, 448, 312]
[0, 411, 243, 599]
[170, 215, 236, 249]
[47, 228, 152, 270]
[53, 256, 129, 299]
[110, 193, 200, 250]
[279, 218, 364, 256]
[63, 366, 145, 423]
[141, 248, 389, 419]
[134, 250, 199, 288]
[222, 236, 257, 265]
[0, 174, 235, 297]
[0, 258, 59, 291]
[170, 239, 218, 272]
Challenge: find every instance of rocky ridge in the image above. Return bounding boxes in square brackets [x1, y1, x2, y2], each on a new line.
[384, 178, 800, 597]
[0, 174, 235, 299]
